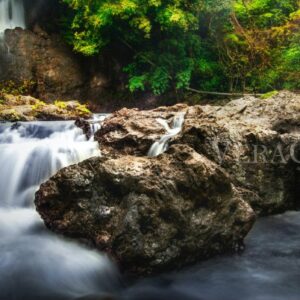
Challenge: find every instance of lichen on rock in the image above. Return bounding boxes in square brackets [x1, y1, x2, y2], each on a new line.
[0, 93, 91, 121]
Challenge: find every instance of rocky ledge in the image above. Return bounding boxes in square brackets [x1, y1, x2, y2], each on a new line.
[95, 91, 300, 215]
[35, 91, 300, 275]
[0, 93, 91, 121]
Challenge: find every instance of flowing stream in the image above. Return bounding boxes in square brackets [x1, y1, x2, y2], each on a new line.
[148, 113, 185, 157]
[0, 120, 119, 300]
[122, 212, 300, 300]
[0, 120, 299, 300]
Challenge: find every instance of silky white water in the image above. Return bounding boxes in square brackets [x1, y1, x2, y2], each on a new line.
[0, 121, 104, 207]
[0, 120, 119, 300]
[0, 0, 25, 35]
[148, 113, 185, 157]
[0, 119, 299, 300]
[90, 114, 107, 134]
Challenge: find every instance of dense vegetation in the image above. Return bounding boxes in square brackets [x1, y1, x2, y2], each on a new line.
[61, 0, 300, 96]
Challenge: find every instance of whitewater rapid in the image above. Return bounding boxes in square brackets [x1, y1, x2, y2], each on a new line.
[0, 119, 119, 300]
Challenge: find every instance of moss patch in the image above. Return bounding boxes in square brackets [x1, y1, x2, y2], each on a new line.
[260, 91, 279, 100]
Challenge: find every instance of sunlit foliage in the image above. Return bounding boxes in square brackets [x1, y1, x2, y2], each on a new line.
[61, 0, 300, 95]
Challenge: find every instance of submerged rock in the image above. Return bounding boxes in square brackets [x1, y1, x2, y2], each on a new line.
[35, 144, 255, 275]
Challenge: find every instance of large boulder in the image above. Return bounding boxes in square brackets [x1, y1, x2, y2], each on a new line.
[35, 91, 300, 275]
[178, 91, 300, 215]
[95, 91, 300, 215]
[95, 104, 190, 155]
[35, 144, 255, 275]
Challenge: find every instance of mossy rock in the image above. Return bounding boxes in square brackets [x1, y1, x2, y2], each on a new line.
[260, 91, 279, 100]
[0, 94, 92, 121]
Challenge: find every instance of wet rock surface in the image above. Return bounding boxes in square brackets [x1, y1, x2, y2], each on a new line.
[35, 91, 300, 275]
[35, 144, 255, 275]
[95, 91, 300, 215]
[95, 104, 190, 156]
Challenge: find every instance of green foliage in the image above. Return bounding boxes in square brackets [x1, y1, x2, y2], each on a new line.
[61, 0, 232, 95]
[31, 100, 46, 111]
[61, 0, 300, 95]
[127, 75, 146, 93]
[281, 32, 300, 89]
[54, 100, 91, 116]
[234, 0, 298, 28]
[214, 0, 300, 92]
[62, 0, 200, 54]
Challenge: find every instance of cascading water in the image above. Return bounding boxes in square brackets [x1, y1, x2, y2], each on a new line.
[0, 119, 120, 300]
[0, 118, 300, 300]
[0, 0, 25, 35]
[148, 113, 185, 157]
[90, 114, 107, 135]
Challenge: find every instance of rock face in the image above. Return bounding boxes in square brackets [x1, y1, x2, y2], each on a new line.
[0, 28, 164, 111]
[35, 144, 255, 275]
[0, 28, 85, 102]
[0, 28, 141, 111]
[35, 91, 300, 275]
[95, 91, 300, 215]
[95, 104, 190, 155]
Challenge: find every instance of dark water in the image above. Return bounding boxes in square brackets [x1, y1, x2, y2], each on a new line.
[121, 212, 300, 300]
[0, 121, 118, 300]
[0, 121, 299, 300]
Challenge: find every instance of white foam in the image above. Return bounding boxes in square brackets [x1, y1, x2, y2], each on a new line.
[148, 113, 185, 157]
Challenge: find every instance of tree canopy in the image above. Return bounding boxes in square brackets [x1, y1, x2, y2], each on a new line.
[61, 0, 300, 95]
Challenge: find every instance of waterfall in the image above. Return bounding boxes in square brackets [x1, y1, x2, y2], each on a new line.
[0, 121, 101, 207]
[148, 113, 185, 157]
[0, 118, 119, 300]
[0, 0, 26, 35]
[90, 113, 107, 134]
